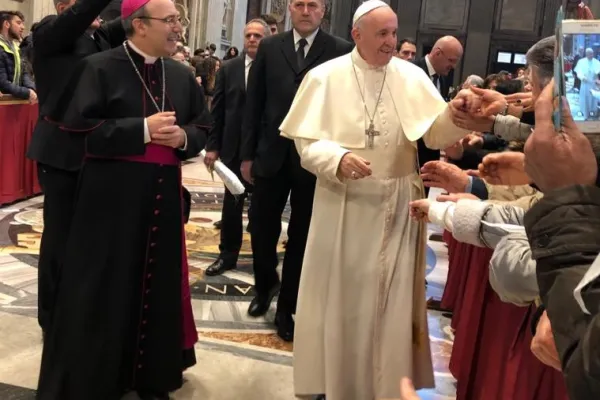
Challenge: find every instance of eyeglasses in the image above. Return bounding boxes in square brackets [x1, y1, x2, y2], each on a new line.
[138, 15, 182, 26]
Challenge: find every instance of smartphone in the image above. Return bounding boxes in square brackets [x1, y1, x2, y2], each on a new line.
[561, 18, 600, 133]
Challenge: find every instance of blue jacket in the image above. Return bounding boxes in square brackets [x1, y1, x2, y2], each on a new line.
[0, 36, 35, 99]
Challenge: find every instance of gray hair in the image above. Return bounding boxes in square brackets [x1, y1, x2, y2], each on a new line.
[246, 18, 270, 37]
[464, 75, 484, 88]
[122, 7, 149, 38]
[526, 36, 555, 88]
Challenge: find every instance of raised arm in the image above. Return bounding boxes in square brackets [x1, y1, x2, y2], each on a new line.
[34, 0, 114, 56]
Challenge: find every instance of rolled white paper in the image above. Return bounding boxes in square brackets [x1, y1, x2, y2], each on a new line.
[199, 150, 246, 195]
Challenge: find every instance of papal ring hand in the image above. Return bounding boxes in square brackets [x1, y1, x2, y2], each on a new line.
[351, 171, 357, 179]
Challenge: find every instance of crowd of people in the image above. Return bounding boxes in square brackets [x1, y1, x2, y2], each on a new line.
[1, 0, 600, 399]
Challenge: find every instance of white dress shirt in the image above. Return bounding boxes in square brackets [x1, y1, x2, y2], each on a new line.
[293, 28, 319, 57]
[127, 40, 187, 150]
[424, 54, 441, 92]
[245, 54, 253, 88]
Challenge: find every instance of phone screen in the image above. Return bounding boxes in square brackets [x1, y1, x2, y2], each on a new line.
[562, 19, 600, 133]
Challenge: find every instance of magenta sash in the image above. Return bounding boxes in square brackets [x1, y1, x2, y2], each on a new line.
[110, 144, 198, 350]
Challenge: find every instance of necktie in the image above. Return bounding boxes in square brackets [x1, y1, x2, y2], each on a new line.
[432, 74, 439, 89]
[297, 38, 308, 70]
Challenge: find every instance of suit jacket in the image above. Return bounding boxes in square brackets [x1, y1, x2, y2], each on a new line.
[413, 56, 450, 182]
[240, 29, 353, 178]
[413, 56, 451, 101]
[206, 55, 247, 166]
[27, 0, 125, 171]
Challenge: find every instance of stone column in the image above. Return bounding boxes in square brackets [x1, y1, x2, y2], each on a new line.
[32, 0, 55, 23]
[329, 0, 359, 39]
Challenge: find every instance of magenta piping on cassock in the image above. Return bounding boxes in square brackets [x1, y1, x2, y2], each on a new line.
[89, 143, 199, 358]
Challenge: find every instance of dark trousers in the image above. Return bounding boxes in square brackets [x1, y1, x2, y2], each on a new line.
[37, 163, 79, 331]
[250, 149, 316, 314]
[219, 160, 250, 265]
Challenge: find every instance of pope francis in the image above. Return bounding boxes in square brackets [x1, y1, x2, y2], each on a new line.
[279, 1, 476, 399]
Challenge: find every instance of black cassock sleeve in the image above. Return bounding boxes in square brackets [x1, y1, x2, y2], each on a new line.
[177, 71, 212, 160]
[52, 57, 146, 158]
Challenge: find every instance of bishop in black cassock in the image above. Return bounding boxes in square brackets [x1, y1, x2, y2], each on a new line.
[36, 0, 211, 398]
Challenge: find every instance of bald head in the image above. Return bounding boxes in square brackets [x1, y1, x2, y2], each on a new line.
[428, 35, 463, 76]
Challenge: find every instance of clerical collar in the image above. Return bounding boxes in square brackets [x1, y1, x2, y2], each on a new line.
[351, 47, 386, 71]
[424, 55, 437, 78]
[127, 40, 158, 64]
[293, 28, 318, 47]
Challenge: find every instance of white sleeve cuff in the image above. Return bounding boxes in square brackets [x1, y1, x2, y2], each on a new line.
[143, 118, 151, 144]
[180, 132, 188, 151]
[428, 201, 455, 232]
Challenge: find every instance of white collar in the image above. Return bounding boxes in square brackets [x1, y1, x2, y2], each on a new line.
[293, 28, 319, 47]
[424, 54, 437, 77]
[245, 54, 253, 66]
[127, 40, 158, 64]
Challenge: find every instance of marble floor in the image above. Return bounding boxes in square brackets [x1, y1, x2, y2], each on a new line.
[0, 158, 455, 399]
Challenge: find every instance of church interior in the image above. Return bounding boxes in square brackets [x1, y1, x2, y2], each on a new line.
[0, 0, 598, 399]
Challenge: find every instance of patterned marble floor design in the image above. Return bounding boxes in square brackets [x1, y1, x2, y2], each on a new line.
[0, 159, 456, 399]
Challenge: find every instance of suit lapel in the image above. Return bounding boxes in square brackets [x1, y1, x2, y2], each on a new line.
[236, 55, 247, 93]
[281, 31, 299, 75]
[300, 29, 326, 74]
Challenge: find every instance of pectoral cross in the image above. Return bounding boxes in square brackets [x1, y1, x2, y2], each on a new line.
[366, 122, 380, 149]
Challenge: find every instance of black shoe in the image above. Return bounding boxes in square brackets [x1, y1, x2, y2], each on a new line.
[274, 311, 294, 342]
[206, 258, 236, 276]
[247, 283, 280, 317]
[213, 220, 222, 229]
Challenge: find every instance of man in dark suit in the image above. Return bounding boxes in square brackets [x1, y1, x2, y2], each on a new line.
[240, 0, 353, 342]
[413, 35, 463, 195]
[204, 19, 270, 276]
[26, 0, 125, 333]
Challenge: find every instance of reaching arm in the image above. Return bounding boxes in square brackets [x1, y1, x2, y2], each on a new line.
[489, 233, 538, 306]
[178, 73, 211, 160]
[422, 107, 470, 150]
[33, 0, 115, 56]
[240, 41, 267, 161]
[206, 66, 226, 152]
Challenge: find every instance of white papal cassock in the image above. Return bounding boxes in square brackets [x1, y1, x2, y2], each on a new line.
[279, 48, 469, 400]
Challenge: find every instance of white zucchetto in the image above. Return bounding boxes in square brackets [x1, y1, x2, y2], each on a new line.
[352, 0, 390, 26]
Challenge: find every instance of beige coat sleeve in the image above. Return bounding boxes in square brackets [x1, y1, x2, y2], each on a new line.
[294, 139, 350, 184]
[493, 115, 532, 142]
[421, 107, 470, 150]
[486, 184, 543, 210]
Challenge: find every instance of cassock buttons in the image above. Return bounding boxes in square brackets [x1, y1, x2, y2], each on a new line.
[138, 364, 143, 369]
[158, 178, 164, 183]
[156, 194, 162, 200]
[152, 226, 158, 232]
[154, 96, 159, 101]
[152, 81, 156, 85]
[154, 210, 160, 215]
[147, 273, 152, 278]
[149, 258, 154, 263]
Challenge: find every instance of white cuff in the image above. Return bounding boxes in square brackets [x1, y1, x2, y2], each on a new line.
[428, 201, 455, 232]
[143, 118, 151, 144]
[180, 131, 188, 151]
[452, 199, 489, 247]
